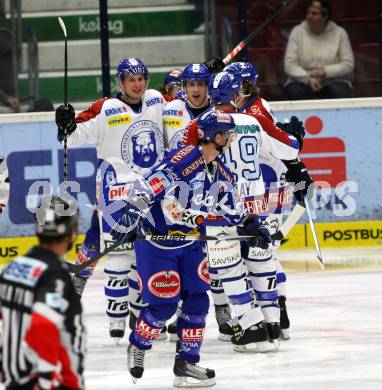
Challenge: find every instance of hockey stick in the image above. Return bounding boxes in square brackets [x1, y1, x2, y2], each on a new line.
[66, 234, 258, 274]
[271, 202, 306, 241]
[66, 203, 305, 273]
[58, 17, 69, 183]
[304, 194, 324, 269]
[222, 0, 288, 65]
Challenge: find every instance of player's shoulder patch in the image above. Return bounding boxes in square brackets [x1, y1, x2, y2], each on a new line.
[2, 256, 48, 287]
[163, 98, 186, 115]
[145, 89, 164, 107]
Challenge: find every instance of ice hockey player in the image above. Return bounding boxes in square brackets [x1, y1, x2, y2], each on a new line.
[0, 196, 85, 389]
[184, 71, 301, 352]
[163, 63, 211, 151]
[160, 68, 182, 102]
[55, 57, 165, 342]
[0, 152, 9, 214]
[111, 110, 268, 386]
[223, 61, 312, 339]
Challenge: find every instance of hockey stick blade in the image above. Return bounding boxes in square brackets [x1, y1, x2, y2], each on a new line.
[58, 17, 67, 37]
[304, 194, 324, 269]
[271, 202, 306, 241]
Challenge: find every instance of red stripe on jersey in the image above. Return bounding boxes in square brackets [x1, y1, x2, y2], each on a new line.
[76, 97, 109, 123]
[183, 119, 199, 146]
[58, 343, 82, 389]
[25, 312, 82, 389]
[25, 312, 60, 366]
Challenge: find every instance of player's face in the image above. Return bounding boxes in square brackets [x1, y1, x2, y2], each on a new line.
[306, 4, 327, 32]
[215, 131, 235, 152]
[185, 80, 208, 107]
[167, 82, 181, 98]
[122, 74, 146, 101]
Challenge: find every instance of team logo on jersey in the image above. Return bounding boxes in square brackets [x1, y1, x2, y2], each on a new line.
[249, 105, 262, 116]
[121, 120, 164, 174]
[168, 129, 185, 150]
[148, 270, 180, 298]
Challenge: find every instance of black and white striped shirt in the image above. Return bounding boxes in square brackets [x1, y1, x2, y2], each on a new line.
[0, 246, 86, 389]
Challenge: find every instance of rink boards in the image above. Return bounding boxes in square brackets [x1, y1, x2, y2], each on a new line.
[0, 98, 382, 265]
[1, 219, 381, 266]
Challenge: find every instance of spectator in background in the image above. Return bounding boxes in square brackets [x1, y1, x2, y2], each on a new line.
[0, 87, 20, 111]
[0, 5, 20, 111]
[284, 0, 354, 100]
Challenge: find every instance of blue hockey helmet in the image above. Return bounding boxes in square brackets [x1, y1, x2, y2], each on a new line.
[209, 71, 241, 105]
[224, 62, 258, 85]
[181, 63, 210, 82]
[164, 68, 182, 86]
[198, 110, 235, 141]
[117, 58, 149, 80]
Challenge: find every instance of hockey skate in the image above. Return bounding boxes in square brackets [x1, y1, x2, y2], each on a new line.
[71, 275, 87, 297]
[167, 318, 179, 342]
[279, 295, 290, 340]
[173, 355, 216, 388]
[214, 304, 233, 341]
[218, 318, 241, 342]
[127, 343, 146, 384]
[231, 322, 276, 353]
[265, 322, 281, 351]
[109, 319, 126, 344]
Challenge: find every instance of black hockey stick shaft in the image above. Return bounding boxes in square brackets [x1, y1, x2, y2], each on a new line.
[222, 0, 288, 64]
[58, 17, 69, 183]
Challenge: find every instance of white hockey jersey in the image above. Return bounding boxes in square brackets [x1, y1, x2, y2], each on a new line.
[220, 112, 299, 214]
[163, 98, 208, 151]
[66, 90, 165, 242]
[68, 89, 165, 181]
[241, 96, 292, 214]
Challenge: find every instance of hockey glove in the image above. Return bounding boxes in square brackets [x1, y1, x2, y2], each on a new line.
[284, 159, 314, 204]
[110, 204, 144, 244]
[238, 215, 272, 249]
[56, 104, 77, 142]
[204, 57, 225, 74]
[277, 116, 305, 149]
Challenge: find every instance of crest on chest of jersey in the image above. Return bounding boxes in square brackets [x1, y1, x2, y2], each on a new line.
[121, 120, 164, 174]
[168, 129, 185, 150]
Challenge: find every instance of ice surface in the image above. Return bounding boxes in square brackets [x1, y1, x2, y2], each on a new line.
[1, 249, 382, 390]
[82, 256, 382, 389]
